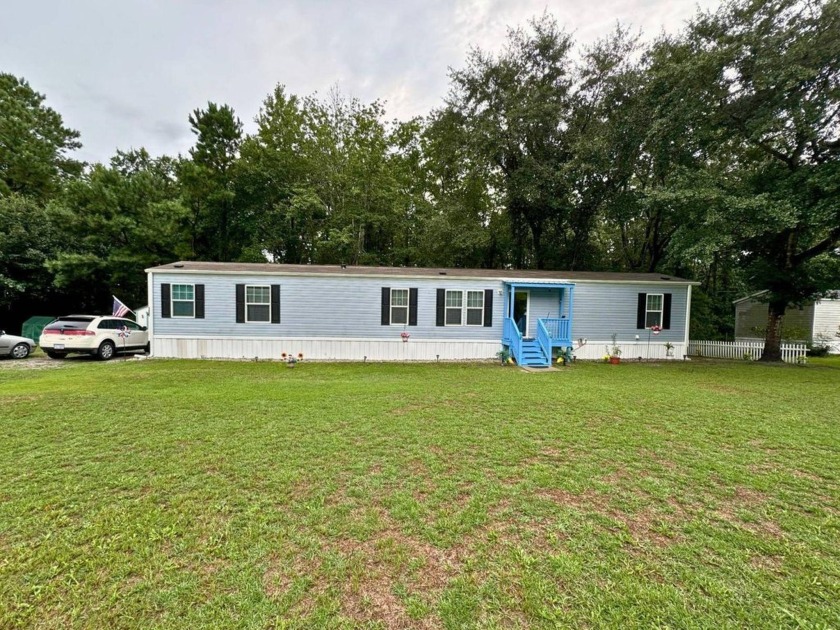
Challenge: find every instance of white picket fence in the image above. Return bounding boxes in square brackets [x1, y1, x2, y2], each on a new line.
[688, 340, 808, 363]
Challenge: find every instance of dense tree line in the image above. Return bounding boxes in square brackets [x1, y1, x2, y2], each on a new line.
[1, 0, 837, 360]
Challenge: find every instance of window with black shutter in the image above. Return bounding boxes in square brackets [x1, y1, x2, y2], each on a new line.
[194, 284, 205, 319]
[483, 289, 493, 327]
[235, 284, 245, 323]
[244, 285, 271, 322]
[161, 283, 171, 318]
[171, 284, 195, 318]
[271, 285, 281, 323]
[382, 287, 416, 325]
[637, 291, 672, 329]
[436, 289, 445, 326]
[408, 288, 418, 326]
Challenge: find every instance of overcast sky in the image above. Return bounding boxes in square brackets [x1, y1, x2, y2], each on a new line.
[2, 0, 721, 164]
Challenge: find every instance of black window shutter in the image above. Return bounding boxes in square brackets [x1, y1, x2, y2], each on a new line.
[637, 293, 647, 329]
[235, 284, 245, 323]
[408, 288, 418, 326]
[663, 293, 672, 329]
[436, 289, 445, 326]
[381, 287, 390, 325]
[483, 289, 493, 327]
[195, 284, 205, 319]
[271, 285, 281, 323]
[161, 283, 171, 318]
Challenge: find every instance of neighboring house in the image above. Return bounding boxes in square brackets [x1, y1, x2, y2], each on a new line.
[734, 291, 840, 353]
[145, 262, 698, 366]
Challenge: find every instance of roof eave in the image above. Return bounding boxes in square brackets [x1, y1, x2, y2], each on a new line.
[146, 265, 698, 285]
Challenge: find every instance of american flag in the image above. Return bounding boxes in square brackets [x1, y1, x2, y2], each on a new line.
[112, 296, 131, 317]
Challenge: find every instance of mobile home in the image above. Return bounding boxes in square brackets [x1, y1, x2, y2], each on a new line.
[146, 262, 696, 365]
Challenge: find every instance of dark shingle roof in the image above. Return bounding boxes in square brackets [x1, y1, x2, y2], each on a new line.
[146, 261, 697, 284]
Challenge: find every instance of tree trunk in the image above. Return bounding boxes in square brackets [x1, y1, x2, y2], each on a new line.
[759, 299, 786, 362]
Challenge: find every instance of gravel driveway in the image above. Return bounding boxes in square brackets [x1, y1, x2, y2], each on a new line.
[0, 352, 148, 370]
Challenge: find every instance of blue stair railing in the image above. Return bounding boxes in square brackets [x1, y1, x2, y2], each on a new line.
[504, 317, 523, 363]
[540, 318, 571, 345]
[537, 319, 552, 364]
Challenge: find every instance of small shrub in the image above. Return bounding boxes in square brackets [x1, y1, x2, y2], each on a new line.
[808, 344, 830, 358]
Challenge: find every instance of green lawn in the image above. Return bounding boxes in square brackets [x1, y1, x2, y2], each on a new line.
[1, 358, 838, 629]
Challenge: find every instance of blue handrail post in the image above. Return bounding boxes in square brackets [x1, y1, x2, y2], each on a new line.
[568, 287, 574, 343]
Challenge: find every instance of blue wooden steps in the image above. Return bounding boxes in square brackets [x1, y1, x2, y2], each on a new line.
[518, 339, 550, 368]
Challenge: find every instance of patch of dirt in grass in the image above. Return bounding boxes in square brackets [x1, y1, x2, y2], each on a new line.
[197, 557, 229, 578]
[519, 446, 580, 469]
[262, 552, 325, 614]
[711, 486, 785, 538]
[121, 574, 145, 591]
[747, 439, 783, 453]
[333, 510, 461, 627]
[263, 556, 294, 599]
[699, 383, 750, 395]
[599, 467, 638, 485]
[537, 488, 607, 512]
[536, 488, 684, 547]
[340, 573, 421, 628]
[0, 357, 64, 370]
[609, 507, 681, 547]
[406, 458, 430, 477]
[392, 403, 433, 416]
[750, 554, 784, 572]
[3, 394, 42, 402]
[733, 487, 766, 505]
[791, 469, 823, 482]
[748, 463, 779, 475]
[744, 519, 784, 538]
[539, 447, 568, 458]
[639, 448, 679, 471]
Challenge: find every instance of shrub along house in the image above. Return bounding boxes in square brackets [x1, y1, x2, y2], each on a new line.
[145, 262, 696, 366]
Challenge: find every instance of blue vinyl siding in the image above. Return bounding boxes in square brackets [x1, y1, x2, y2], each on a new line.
[153, 273, 503, 340]
[571, 283, 687, 343]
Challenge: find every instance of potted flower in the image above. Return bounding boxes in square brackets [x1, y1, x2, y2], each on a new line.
[665, 341, 674, 358]
[497, 348, 511, 365]
[400, 331, 410, 343]
[606, 333, 622, 364]
[282, 352, 304, 367]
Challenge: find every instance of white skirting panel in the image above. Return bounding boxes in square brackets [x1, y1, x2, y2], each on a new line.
[152, 336, 501, 361]
[570, 341, 686, 361]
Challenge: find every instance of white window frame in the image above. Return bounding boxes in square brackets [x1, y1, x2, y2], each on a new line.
[444, 290, 463, 326]
[389, 288, 409, 326]
[171, 284, 195, 318]
[245, 284, 272, 323]
[646, 293, 664, 329]
[465, 290, 485, 326]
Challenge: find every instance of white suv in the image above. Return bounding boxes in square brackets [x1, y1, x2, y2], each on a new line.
[40, 315, 149, 360]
